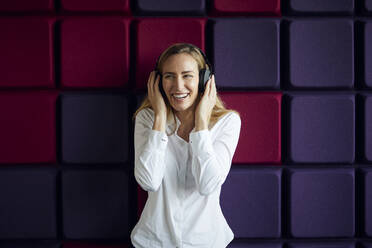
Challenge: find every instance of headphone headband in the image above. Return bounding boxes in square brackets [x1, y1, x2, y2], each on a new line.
[154, 43, 213, 74]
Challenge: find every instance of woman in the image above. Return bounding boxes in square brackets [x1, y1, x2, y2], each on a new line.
[130, 43, 241, 248]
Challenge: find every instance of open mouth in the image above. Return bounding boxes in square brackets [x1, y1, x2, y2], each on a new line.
[172, 93, 189, 100]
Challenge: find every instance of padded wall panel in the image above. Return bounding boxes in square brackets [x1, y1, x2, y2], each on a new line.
[0, 0, 53, 11]
[213, 19, 279, 89]
[0, 169, 57, 238]
[221, 168, 281, 238]
[0, 242, 60, 248]
[134, 0, 205, 15]
[62, 170, 130, 239]
[61, 93, 129, 164]
[365, 22, 372, 88]
[60, 0, 130, 12]
[362, 168, 372, 236]
[0, 18, 54, 88]
[211, 0, 281, 16]
[0, 91, 57, 164]
[364, 94, 372, 162]
[288, 0, 354, 13]
[220, 92, 282, 164]
[60, 18, 129, 88]
[287, 242, 355, 248]
[135, 18, 206, 89]
[288, 93, 355, 163]
[228, 242, 282, 248]
[64, 242, 128, 248]
[289, 19, 354, 88]
[289, 168, 355, 237]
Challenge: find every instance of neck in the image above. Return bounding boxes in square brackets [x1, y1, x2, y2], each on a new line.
[174, 106, 195, 129]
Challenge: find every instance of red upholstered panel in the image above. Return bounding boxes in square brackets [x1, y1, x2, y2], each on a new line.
[0, 0, 54, 11]
[211, 0, 281, 16]
[220, 92, 282, 164]
[0, 91, 58, 164]
[60, 17, 130, 88]
[0, 18, 55, 88]
[60, 0, 130, 12]
[135, 18, 206, 89]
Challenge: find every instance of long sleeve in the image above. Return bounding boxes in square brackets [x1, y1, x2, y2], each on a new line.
[134, 108, 168, 192]
[189, 112, 241, 196]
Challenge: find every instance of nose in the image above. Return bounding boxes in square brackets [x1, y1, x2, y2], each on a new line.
[173, 75, 185, 90]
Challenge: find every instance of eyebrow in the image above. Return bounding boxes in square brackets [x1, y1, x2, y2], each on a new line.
[163, 71, 195, 75]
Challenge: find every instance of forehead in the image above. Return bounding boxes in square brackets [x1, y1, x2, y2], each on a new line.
[162, 53, 198, 72]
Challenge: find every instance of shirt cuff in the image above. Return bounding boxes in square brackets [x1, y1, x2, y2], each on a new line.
[189, 129, 214, 155]
[148, 129, 168, 151]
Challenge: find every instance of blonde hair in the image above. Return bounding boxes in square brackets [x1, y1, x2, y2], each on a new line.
[133, 43, 239, 135]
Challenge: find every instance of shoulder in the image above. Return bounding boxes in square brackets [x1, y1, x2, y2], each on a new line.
[135, 107, 155, 124]
[219, 111, 241, 127]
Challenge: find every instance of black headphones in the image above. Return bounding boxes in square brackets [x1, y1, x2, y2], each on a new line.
[153, 43, 214, 100]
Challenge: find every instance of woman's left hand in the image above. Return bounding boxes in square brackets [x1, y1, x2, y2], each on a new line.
[195, 74, 217, 131]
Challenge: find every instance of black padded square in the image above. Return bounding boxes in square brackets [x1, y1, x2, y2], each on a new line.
[61, 93, 129, 164]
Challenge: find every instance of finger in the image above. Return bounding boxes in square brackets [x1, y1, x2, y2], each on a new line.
[212, 75, 217, 97]
[148, 71, 154, 96]
[207, 76, 213, 97]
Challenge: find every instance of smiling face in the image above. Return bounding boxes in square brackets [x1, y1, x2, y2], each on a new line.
[161, 53, 200, 114]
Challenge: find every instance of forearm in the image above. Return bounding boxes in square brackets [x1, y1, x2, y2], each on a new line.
[153, 114, 166, 132]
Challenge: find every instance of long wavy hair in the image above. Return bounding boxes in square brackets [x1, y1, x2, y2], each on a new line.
[133, 43, 239, 136]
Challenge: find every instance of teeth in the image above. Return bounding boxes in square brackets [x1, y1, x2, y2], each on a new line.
[173, 93, 188, 99]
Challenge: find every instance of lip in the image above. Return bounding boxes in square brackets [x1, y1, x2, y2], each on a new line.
[172, 93, 189, 102]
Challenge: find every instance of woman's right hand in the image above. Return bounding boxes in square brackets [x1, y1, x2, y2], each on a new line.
[147, 71, 167, 131]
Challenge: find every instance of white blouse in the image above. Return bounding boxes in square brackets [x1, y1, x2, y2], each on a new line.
[130, 107, 241, 248]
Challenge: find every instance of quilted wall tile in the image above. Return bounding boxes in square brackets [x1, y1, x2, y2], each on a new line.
[287, 93, 355, 163]
[134, 0, 205, 15]
[213, 19, 280, 89]
[60, 18, 130, 88]
[60, 0, 130, 12]
[288, 168, 355, 237]
[220, 92, 282, 164]
[288, 19, 354, 89]
[0, 91, 58, 164]
[62, 170, 130, 239]
[61, 93, 129, 164]
[0, 18, 55, 88]
[0, 169, 57, 238]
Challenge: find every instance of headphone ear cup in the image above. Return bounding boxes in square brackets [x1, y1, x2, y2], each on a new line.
[199, 69, 212, 93]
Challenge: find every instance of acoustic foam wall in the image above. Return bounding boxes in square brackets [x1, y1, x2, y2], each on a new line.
[0, 0, 371, 248]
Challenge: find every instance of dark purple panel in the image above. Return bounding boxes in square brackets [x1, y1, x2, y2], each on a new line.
[366, 0, 372, 12]
[0, 169, 57, 238]
[228, 242, 282, 248]
[61, 93, 129, 163]
[289, 168, 355, 237]
[289, 0, 354, 12]
[365, 22, 372, 88]
[135, 0, 205, 15]
[213, 19, 279, 89]
[62, 170, 129, 238]
[362, 168, 372, 236]
[289, 19, 353, 88]
[0, 242, 60, 248]
[221, 168, 281, 238]
[365, 95, 372, 162]
[289, 93, 355, 163]
[60, 18, 129, 88]
[288, 242, 355, 248]
[0, 18, 54, 88]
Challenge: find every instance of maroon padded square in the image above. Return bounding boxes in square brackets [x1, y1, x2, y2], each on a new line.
[0, 91, 58, 164]
[0, 18, 54, 88]
[135, 18, 206, 89]
[211, 0, 281, 16]
[220, 92, 282, 164]
[0, 0, 54, 11]
[60, 17, 129, 88]
[60, 0, 130, 12]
